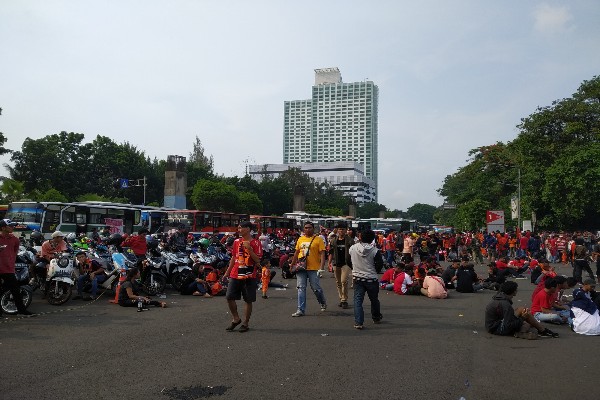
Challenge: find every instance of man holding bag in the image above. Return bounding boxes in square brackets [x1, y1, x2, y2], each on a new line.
[223, 221, 262, 333]
[290, 222, 327, 317]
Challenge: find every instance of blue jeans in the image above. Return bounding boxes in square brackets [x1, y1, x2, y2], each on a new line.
[353, 279, 381, 326]
[386, 250, 395, 265]
[534, 310, 569, 325]
[295, 270, 326, 313]
[77, 274, 107, 297]
[187, 281, 207, 294]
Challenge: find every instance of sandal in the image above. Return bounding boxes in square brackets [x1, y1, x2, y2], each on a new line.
[192, 291, 201, 296]
[160, 302, 168, 308]
[238, 325, 250, 333]
[226, 320, 242, 331]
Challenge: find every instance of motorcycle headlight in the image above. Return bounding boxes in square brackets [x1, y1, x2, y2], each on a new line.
[58, 257, 70, 268]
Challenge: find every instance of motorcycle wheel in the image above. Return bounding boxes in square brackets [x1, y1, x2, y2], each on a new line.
[46, 281, 72, 305]
[142, 274, 167, 296]
[0, 287, 33, 315]
[171, 270, 191, 291]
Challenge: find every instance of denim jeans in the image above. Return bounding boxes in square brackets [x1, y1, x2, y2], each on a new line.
[534, 310, 569, 325]
[386, 250, 395, 266]
[77, 274, 107, 297]
[353, 279, 381, 326]
[296, 270, 326, 313]
[187, 281, 207, 294]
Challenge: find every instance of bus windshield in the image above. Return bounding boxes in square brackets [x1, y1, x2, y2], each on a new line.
[6, 202, 44, 229]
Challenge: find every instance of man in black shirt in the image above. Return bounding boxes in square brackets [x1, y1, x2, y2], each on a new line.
[328, 222, 354, 309]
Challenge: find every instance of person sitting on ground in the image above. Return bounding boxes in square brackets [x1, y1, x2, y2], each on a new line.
[482, 262, 506, 291]
[393, 265, 422, 295]
[118, 267, 167, 308]
[420, 269, 447, 299]
[507, 256, 530, 278]
[570, 279, 600, 335]
[73, 251, 107, 301]
[485, 281, 559, 339]
[530, 278, 568, 325]
[441, 259, 459, 289]
[180, 264, 212, 297]
[455, 263, 483, 293]
[380, 262, 404, 291]
[534, 259, 556, 285]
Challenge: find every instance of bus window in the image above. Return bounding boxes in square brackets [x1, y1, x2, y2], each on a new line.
[88, 207, 106, 224]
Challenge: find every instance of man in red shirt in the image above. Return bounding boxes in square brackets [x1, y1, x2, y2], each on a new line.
[531, 278, 568, 324]
[223, 221, 262, 333]
[0, 219, 34, 316]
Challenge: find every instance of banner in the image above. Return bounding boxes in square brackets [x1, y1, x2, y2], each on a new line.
[511, 196, 519, 220]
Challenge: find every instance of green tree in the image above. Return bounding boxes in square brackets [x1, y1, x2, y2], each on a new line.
[237, 191, 263, 214]
[0, 132, 11, 156]
[37, 188, 68, 202]
[406, 203, 437, 225]
[357, 202, 387, 218]
[190, 179, 238, 211]
[187, 136, 214, 190]
[0, 179, 25, 202]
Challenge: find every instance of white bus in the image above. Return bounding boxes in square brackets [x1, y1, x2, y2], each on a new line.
[6, 201, 143, 239]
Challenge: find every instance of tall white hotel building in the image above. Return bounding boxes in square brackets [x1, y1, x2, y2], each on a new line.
[281, 67, 378, 202]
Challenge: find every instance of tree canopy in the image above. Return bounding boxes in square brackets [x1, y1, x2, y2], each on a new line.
[437, 75, 600, 230]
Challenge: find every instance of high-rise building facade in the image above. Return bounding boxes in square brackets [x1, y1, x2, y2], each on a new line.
[283, 68, 379, 200]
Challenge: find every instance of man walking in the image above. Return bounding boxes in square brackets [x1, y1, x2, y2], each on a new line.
[349, 229, 384, 329]
[223, 221, 262, 332]
[0, 219, 34, 316]
[290, 222, 327, 317]
[328, 222, 354, 309]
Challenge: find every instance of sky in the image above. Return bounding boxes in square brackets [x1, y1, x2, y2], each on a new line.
[1, 0, 599, 211]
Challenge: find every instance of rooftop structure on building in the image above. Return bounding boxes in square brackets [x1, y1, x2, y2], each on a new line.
[283, 67, 379, 201]
[248, 161, 376, 204]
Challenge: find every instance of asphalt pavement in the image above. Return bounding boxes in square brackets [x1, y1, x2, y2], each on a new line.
[1, 261, 598, 400]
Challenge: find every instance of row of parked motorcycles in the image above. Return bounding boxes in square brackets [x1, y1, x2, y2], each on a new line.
[0, 234, 233, 315]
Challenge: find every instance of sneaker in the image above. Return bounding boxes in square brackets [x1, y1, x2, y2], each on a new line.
[341, 302, 348, 309]
[514, 331, 538, 340]
[539, 328, 559, 338]
[262, 295, 268, 299]
[337, 302, 343, 307]
[354, 324, 364, 330]
[373, 314, 383, 324]
[291, 310, 304, 317]
[320, 304, 327, 312]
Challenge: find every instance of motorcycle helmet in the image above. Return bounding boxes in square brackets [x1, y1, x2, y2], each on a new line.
[146, 236, 159, 250]
[66, 232, 77, 242]
[30, 230, 43, 245]
[106, 233, 123, 245]
[199, 238, 210, 249]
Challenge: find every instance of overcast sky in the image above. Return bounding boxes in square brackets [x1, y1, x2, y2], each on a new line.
[1, 0, 599, 211]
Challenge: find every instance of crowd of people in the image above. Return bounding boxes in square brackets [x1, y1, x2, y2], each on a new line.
[3, 217, 600, 338]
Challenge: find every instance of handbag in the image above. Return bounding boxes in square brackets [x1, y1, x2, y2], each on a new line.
[290, 236, 316, 273]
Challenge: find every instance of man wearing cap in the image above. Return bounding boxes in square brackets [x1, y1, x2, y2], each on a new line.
[0, 219, 34, 316]
[37, 231, 68, 295]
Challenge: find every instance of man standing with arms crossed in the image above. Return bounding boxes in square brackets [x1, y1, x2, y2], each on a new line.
[290, 221, 327, 317]
[223, 221, 262, 332]
[0, 219, 34, 316]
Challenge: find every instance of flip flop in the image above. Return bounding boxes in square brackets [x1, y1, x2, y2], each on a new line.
[238, 325, 250, 333]
[226, 320, 242, 331]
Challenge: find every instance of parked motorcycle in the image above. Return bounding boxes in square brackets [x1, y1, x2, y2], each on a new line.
[46, 253, 75, 305]
[141, 256, 168, 296]
[161, 250, 192, 291]
[0, 247, 35, 314]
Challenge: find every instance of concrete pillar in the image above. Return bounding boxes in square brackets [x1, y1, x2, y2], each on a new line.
[164, 155, 187, 209]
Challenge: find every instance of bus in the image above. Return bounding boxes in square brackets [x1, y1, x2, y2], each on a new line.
[249, 215, 296, 236]
[6, 201, 143, 239]
[140, 206, 177, 234]
[164, 210, 249, 237]
[283, 212, 331, 230]
[352, 218, 417, 233]
[0, 204, 7, 220]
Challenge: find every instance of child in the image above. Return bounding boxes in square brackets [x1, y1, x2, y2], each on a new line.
[261, 259, 271, 299]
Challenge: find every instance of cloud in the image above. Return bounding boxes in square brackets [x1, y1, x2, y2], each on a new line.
[533, 3, 573, 34]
